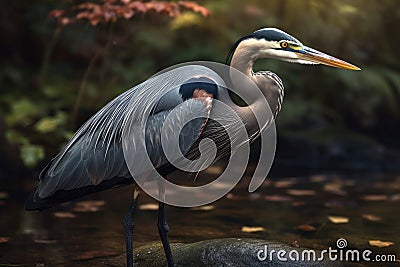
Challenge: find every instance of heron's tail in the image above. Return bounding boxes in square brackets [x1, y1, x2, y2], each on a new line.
[24, 177, 134, 211]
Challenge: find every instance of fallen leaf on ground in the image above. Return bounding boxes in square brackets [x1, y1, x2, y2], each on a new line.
[290, 240, 300, 247]
[211, 182, 233, 190]
[53, 211, 76, 219]
[0, 192, 9, 199]
[191, 205, 215, 211]
[34, 239, 57, 244]
[323, 182, 347, 196]
[286, 189, 316, 196]
[310, 175, 327, 183]
[362, 195, 388, 201]
[73, 200, 105, 212]
[265, 194, 293, 202]
[296, 224, 317, 232]
[249, 193, 262, 200]
[328, 216, 349, 224]
[368, 240, 394, 248]
[225, 193, 247, 200]
[274, 180, 295, 188]
[0, 237, 10, 243]
[261, 180, 272, 187]
[139, 203, 159, 211]
[241, 226, 265, 233]
[390, 194, 400, 201]
[72, 250, 119, 260]
[204, 166, 222, 175]
[225, 193, 237, 199]
[362, 214, 382, 222]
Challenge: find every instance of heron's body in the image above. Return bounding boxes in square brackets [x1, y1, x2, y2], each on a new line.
[25, 28, 359, 267]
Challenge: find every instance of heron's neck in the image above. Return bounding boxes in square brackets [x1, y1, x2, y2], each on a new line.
[227, 41, 277, 140]
[230, 40, 263, 76]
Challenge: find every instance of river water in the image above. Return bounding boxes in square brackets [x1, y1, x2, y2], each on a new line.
[0, 167, 399, 266]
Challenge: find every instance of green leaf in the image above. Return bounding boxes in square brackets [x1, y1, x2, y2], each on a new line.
[64, 131, 74, 141]
[5, 130, 29, 145]
[20, 144, 45, 168]
[5, 99, 42, 127]
[35, 111, 67, 133]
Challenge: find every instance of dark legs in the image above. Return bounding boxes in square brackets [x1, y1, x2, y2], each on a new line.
[158, 201, 174, 267]
[124, 188, 140, 267]
[123, 182, 173, 267]
[157, 180, 174, 267]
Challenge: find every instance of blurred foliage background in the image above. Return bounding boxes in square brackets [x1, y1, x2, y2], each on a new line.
[1, 0, 400, 177]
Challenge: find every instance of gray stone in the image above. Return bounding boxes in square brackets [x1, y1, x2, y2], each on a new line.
[100, 238, 356, 266]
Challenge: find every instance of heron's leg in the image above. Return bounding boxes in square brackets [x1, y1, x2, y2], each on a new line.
[158, 201, 174, 267]
[157, 180, 174, 267]
[124, 188, 140, 267]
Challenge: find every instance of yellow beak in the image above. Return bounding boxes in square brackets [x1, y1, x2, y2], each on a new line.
[296, 46, 361, 71]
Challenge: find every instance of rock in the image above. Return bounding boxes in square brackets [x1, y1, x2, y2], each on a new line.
[100, 238, 355, 266]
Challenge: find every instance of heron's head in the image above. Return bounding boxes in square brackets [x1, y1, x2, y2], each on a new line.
[227, 28, 360, 71]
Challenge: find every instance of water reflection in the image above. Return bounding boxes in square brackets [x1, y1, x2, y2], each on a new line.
[0, 170, 399, 265]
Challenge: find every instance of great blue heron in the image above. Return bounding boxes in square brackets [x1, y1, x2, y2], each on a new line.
[25, 28, 359, 266]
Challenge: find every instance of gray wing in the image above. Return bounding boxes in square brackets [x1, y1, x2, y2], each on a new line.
[33, 65, 220, 202]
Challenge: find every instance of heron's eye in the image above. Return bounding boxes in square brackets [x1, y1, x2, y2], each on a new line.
[280, 41, 288, 48]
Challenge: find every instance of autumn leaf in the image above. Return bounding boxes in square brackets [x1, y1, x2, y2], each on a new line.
[178, 1, 210, 16]
[310, 175, 327, 183]
[0, 237, 10, 243]
[265, 194, 293, 202]
[274, 180, 295, 188]
[391, 194, 400, 201]
[73, 200, 105, 212]
[323, 182, 347, 196]
[48, 9, 65, 20]
[205, 165, 222, 175]
[362, 214, 382, 222]
[34, 239, 57, 244]
[139, 203, 159, 210]
[129, 1, 147, 13]
[296, 224, 317, 232]
[191, 205, 215, 211]
[49, 0, 210, 27]
[286, 189, 316, 196]
[225, 193, 247, 200]
[241, 226, 266, 233]
[368, 240, 394, 248]
[362, 195, 388, 201]
[53, 211, 76, 219]
[328, 216, 349, 224]
[225, 193, 237, 200]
